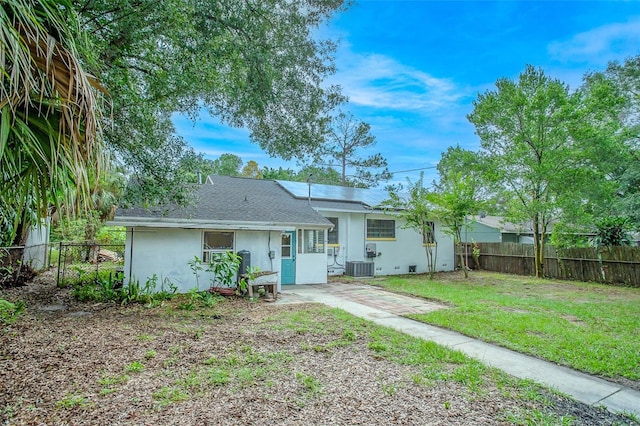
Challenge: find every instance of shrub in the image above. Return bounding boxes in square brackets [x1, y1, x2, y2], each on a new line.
[0, 299, 25, 324]
[72, 274, 177, 305]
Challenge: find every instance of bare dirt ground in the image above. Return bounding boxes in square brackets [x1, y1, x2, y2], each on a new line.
[1, 272, 636, 425]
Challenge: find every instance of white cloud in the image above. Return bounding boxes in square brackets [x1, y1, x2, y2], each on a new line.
[548, 17, 640, 64]
[331, 52, 465, 112]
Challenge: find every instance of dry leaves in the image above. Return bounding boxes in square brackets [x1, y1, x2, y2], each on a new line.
[1, 276, 635, 425]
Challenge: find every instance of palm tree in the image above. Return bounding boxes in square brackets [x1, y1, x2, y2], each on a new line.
[0, 0, 106, 245]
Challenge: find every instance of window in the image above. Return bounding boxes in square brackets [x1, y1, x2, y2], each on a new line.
[366, 219, 395, 239]
[423, 221, 436, 244]
[327, 217, 339, 245]
[281, 232, 292, 258]
[297, 229, 325, 254]
[203, 231, 234, 262]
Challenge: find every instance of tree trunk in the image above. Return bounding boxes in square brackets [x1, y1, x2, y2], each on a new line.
[423, 244, 437, 278]
[456, 230, 468, 278]
[532, 214, 544, 278]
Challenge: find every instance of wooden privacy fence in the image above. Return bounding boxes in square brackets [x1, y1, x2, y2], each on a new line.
[458, 242, 640, 287]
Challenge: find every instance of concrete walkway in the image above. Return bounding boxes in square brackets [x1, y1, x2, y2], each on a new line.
[275, 282, 640, 418]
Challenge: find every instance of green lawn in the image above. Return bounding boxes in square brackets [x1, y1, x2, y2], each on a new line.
[374, 271, 640, 381]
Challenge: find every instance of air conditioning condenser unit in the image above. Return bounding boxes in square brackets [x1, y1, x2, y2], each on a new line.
[345, 261, 374, 277]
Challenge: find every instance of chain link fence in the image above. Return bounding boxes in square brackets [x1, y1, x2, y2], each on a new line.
[56, 242, 125, 287]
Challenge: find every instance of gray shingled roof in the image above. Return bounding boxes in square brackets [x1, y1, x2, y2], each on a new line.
[113, 175, 332, 228]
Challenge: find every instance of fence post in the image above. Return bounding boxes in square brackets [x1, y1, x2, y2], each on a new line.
[56, 241, 63, 286]
[95, 243, 100, 281]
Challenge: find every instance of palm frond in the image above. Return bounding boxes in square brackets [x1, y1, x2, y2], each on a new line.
[1, 0, 107, 244]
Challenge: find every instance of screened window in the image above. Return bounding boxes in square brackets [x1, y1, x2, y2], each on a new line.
[366, 219, 396, 239]
[423, 221, 436, 244]
[297, 229, 325, 254]
[327, 217, 339, 245]
[203, 231, 234, 263]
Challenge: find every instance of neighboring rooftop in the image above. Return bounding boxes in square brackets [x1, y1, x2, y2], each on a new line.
[469, 215, 525, 233]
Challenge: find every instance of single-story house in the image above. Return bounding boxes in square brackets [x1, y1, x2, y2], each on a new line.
[461, 215, 542, 244]
[276, 180, 455, 276]
[110, 175, 455, 293]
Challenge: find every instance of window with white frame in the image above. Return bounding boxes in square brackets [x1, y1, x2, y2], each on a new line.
[297, 229, 325, 254]
[202, 231, 234, 262]
[366, 219, 396, 239]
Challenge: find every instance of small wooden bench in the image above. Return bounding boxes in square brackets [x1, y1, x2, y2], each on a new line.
[240, 271, 278, 300]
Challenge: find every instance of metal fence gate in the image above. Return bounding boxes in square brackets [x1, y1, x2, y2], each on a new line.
[56, 242, 125, 287]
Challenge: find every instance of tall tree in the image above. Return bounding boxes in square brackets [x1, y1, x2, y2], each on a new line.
[176, 149, 215, 184]
[241, 160, 262, 179]
[261, 164, 342, 185]
[261, 167, 298, 181]
[468, 65, 583, 278]
[318, 110, 391, 188]
[431, 170, 482, 278]
[382, 173, 438, 277]
[211, 154, 243, 177]
[297, 165, 344, 186]
[436, 145, 504, 215]
[177, 152, 246, 184]
[598, 56, 640, 228]
[76, 0, 348, 206]
[1, 0, 106, 245]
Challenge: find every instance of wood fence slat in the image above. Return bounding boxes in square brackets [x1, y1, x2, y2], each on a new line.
[457, 243, 640, 287]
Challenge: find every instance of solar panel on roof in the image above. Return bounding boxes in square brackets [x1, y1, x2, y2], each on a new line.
[276, 180, 397, 208]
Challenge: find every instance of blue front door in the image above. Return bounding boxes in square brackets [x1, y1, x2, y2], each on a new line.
[281, 231, 295, 284]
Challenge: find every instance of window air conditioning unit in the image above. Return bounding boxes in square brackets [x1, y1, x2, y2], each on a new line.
[345, 261, 374, 277]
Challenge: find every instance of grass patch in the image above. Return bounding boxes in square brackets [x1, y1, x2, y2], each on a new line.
[504, 409, 576, 425]
[295, 372, 323, 396]
[152, 386, 189, 407]
[55, 394, 88, 409]
[97, 372, 131, 398]
[135, 334, 155, 342]
[200, 345, 294, 390]
[375, 272, 640, 380]
[98, 373, 130, 387]
[124, 361, 145, 373]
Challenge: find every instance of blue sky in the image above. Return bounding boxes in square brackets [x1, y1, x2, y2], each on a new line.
[173, 1, 640, 187]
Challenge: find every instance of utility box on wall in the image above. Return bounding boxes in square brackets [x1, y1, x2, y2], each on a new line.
[365, 243, 377, 258]
[345, 261, 374, 277]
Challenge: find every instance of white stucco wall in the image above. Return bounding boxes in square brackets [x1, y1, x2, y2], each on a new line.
[124, 227, 287, 293]
[124, 228, 201, 293]
[323, 211, 359, 275]
[319, 210, 455, 276]
[122, 213, 453, 290]
[295, 252, 328, 284]
[235, 230, 283, 291]
[123, 227, 331, 292]
[23, 219, 50, 270]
